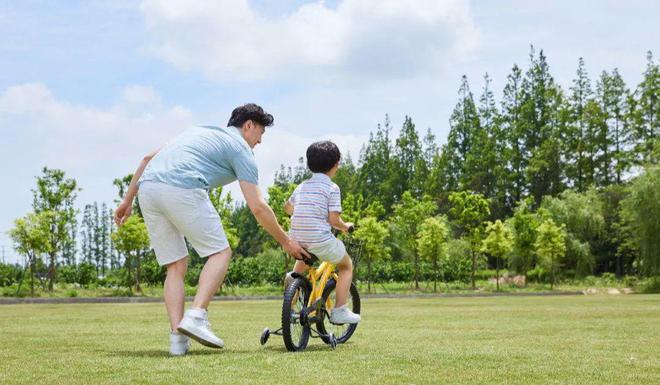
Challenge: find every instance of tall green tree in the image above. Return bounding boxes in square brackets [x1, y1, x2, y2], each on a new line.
[501, 64, 526, 210]
[447, 191, 490, 289]
[444, 75, 481, 193]
[9, 212, 53, 296]
[32, 167, 80, 291]
[632, 51, 660, 163]
[481, 220, 514, 291]
[357, 116, 395, 209]
[506, 197, 540, 281]
[391, 116, 424, 199]
[520, 47, 565, 204]
[621, 166, 660, 276]
[392, 191, 437, 289]
[540, 190, 605, 276]
[597, 69, 634, 184]
[566, 57, 594, 191]
[111, 215, 150, 293]
[535, 219, 567, 289]
[353, 216, 390, 293]
[416, 216, 450, 292]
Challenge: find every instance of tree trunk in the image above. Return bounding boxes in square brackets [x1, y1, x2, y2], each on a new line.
[414, 253, 419, 290]
[433, 258, 438, 293]
[48, 252, 56, 291]
[136, 251, 142, 293]
[471, 250, 476, 290]
[496, 257, 500, 291]
[367, 258, 372, 294]
[30, 257, 35, 297]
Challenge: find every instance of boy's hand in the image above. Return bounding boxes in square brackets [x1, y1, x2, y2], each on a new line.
[344, 222, 355, 233]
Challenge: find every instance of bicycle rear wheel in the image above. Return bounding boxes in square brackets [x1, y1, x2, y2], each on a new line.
[316, 279, 360, 344]
[282, 278, 311, 352]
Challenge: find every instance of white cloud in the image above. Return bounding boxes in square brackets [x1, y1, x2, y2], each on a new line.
[139, 0, 479, 82]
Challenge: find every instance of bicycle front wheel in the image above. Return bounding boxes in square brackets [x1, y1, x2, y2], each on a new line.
[282, 278, 311, 352]
[316, 279, 361, 344]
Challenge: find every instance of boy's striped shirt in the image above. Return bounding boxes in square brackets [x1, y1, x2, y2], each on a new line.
[288, 173, 342, 245]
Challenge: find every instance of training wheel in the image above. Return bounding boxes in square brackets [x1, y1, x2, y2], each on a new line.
[260, 328, 271, 345]
[328, 333, 337, 350]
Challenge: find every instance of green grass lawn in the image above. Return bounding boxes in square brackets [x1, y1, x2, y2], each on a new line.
[1, 295, 658, 385]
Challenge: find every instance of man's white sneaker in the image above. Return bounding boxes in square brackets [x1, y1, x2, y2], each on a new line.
[329, 304, 361, 324]
[177, 308, 224, 348]
[169, 331, 190, 356]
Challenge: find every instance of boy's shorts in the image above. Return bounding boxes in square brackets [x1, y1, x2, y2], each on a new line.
[306, 237, 347, 264]
[138, 181, 229, 266]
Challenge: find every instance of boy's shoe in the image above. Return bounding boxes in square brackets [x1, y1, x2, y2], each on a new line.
[329, 304, 361, 324]
[169, 331, 190, 356]
[177, 308, 224, 348]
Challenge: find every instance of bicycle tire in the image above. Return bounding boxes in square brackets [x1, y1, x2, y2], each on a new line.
[282, 278, 311, 352]
[316, 279, 360, 344]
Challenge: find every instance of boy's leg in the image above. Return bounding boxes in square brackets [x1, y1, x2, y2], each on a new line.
[335, 254, 353, 307]
[192, 247, 232, 309]
[329, 253, 361, 324]
[164, 257, 188, 331]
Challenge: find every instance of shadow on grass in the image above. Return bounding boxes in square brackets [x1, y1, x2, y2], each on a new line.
[104, 349, 222, 358]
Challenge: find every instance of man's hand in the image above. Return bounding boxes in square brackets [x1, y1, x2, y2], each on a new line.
[114, 200, 132, 226]
[283, 238, 310, 261]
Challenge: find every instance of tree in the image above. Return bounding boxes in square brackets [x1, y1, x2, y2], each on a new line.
[621, 166, 660, 276]
[632, 51, 659, 163]
[481, 220, 514, 291]
[391, 116, 424, 199]
[535, 219, 567, 289]
[416, 216, 450, 292]
[501, 64, 526, 211]
[111, 215, 150, 293]
[357, 115, 395, 210]
[353, 216, 390, 293]
[540, 189, 605, 276]
[209, 188, 239, 250]
[266, 183, 297, 270]
[8, 212, 52, 296]
[566, 57, 594, 191]
[32, 167, 80, 291]
[506, 198, 540, 282]
[392, 191, 437, 289]
[447, 191, 490, 289]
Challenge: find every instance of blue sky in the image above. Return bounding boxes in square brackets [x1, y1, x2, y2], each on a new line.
[1, 0, 658, 263]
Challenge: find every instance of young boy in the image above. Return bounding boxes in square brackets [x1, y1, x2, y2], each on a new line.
[284, 140, 361, 324]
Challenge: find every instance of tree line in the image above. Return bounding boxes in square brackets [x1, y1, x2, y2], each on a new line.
[4, 47, 660, 295]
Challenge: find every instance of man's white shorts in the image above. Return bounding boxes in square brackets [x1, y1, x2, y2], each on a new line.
[138, 181, 229, 266]
[306, 237, 347, 264]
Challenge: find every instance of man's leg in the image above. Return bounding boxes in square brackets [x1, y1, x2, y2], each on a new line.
[164, 257, 188, 330]
[192, 247, 232, 310]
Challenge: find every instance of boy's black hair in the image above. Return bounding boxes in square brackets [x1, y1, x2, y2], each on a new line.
[227, 103, 274, 128]
[306, 141, 341, 173]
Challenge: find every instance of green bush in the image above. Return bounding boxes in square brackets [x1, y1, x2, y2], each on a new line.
[527, 266, 548, 283]
[640, 277, 660, 293]
[0, 263, 23, 286]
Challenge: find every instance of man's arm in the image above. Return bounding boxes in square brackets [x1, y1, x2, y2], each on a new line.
[240, 181, 308, 259]
[114, 146, 162, 226]
[284, 201, 294, 216]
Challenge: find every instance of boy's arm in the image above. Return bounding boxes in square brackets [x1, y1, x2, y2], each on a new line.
[328, 212, 353, 233]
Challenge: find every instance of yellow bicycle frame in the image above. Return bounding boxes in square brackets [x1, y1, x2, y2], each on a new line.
[306, 261, 340, 312]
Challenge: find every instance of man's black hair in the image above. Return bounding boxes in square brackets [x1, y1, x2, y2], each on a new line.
[227, 103, 274, 128]
[306, 141, 341, 173]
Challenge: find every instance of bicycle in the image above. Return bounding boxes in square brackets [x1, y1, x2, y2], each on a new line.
[260, 227, 363, 351]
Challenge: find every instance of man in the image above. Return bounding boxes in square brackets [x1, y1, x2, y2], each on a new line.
[114, 103, 308, 356]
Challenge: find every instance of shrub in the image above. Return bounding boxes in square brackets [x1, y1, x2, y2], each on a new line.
[0, 263, 23, 287]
